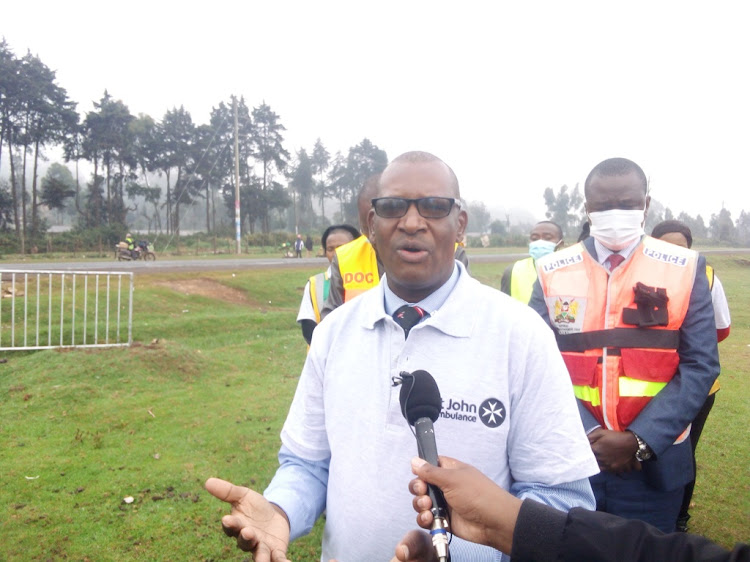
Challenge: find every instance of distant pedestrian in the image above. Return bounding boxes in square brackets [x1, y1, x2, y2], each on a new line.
[294, 234, 304, 258]
[305, 234, 313, 258]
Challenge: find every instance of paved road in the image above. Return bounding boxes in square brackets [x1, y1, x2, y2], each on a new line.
[1, 248, 746, 275]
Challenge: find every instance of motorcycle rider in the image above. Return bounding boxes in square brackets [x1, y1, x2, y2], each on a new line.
[125, 233, 136, 259]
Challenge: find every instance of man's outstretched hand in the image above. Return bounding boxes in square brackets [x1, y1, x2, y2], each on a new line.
[205, 477, 291, 562]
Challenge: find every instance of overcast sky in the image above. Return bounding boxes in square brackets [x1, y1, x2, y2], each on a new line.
[3, 1, 748, 226]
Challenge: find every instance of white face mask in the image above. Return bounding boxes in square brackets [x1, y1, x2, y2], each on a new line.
[588, 208, 645, 251]
[528, 239, 560, 261]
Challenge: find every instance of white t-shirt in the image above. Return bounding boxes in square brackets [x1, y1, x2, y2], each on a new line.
[711, 274, 731, 330]
[279, 264, 599, 561]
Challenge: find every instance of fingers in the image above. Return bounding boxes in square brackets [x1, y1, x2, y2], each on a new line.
[410, 455, 462, 484]
[416, 508, 434, 529]
[233, 528, 289, 561]
[408, 477, 428, 497]
[221, 514, 246, 537]
[435, 456, 461, 470]
[271, 546, 291, 562]
[587, 428, 605, 444]
[408, 477, 434, 529]
[411, 496, 434, 529]
[393, 530, 435, 562]
[236, 525, 261, 553]
[205, 477, 250, 504]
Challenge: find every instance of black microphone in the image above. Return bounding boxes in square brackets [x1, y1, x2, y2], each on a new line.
[398, 369, 450, 562]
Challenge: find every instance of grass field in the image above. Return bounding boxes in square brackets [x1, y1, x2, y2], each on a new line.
[1, 253, 748, 560]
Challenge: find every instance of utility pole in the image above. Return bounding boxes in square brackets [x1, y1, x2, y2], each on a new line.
[233, 96, 241, 254]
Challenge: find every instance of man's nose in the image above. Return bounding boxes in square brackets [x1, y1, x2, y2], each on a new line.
[400, 201, 426, 230]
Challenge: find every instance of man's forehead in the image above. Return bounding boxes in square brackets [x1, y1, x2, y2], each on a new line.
[379, 160, 457, 196]
[532, 223, 561, 238]
[587, 171, 646, 196]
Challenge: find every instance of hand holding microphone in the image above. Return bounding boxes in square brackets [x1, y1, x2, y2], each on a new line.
[397, 370, 451, 562]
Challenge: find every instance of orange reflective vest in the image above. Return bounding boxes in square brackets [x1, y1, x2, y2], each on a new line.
[536, 237, 698, 431]
[335, 236, 380, 303]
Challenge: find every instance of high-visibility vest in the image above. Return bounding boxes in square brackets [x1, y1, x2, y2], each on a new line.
[335, 236, 380, 303]
[536, 237, 698, 431]
[308, 271, 330, 324]
[509, 257, 538, 304]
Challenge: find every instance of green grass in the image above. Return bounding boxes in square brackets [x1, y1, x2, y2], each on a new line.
[1, 257, 748, 560]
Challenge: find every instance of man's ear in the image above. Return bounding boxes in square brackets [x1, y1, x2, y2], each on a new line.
[366, 209, 376, 247]
[456, 209, 468, 243]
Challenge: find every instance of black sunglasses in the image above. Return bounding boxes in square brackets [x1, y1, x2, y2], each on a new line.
[371, 197, 460, 219]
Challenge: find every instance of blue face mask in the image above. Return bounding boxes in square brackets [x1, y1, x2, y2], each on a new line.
[529, 239, 559, 261]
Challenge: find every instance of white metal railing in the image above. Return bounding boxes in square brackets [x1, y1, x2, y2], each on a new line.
[0, 270, 133, 351]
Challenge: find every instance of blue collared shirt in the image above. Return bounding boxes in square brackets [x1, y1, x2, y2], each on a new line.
[592, 237, 640, 267]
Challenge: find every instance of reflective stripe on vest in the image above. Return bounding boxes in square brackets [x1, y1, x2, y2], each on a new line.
[309, 271, 330, 324]
[537, 237, 697, 431]
[509, 257, 538, 304]
[335, 236, 379, 302]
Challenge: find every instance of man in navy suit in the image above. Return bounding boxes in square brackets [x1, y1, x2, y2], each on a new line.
[529, 157, 719, 533]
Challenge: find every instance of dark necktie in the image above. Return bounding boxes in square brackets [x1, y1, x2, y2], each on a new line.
[607, 253, 625, 271]
[392, 304, 429, 339]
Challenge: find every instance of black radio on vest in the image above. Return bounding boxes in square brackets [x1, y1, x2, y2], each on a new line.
[398, 369, 450, 562]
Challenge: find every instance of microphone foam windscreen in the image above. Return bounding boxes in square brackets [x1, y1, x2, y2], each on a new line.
[400, 370, 442, 424]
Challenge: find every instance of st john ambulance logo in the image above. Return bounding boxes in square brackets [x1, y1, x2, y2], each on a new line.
[479, 398, 506, 428]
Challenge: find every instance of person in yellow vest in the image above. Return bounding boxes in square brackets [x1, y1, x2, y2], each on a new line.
[529, 157, 720, 533]
[296, 224, 360, 345]
[320, 175, 470, 320]
[500, 221, 563, 303]
[651, 219, 731, 533]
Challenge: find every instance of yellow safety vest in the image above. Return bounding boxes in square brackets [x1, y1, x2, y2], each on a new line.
[509, 257, 538, 304]
[308, 271, 330, 324]
[335, 236, 380, 302]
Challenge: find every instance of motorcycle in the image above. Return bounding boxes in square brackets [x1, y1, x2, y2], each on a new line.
[116, 240, 156, 261]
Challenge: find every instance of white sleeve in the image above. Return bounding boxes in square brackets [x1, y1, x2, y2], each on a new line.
[296, 280, 315, 323]
[507, 310, 600, 485]
[711, 275, 731, 330]
[280, 350, 330, 462]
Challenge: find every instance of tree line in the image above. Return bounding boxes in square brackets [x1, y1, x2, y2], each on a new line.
[2, 38, 747, 254]
[0, 39, 388, 253]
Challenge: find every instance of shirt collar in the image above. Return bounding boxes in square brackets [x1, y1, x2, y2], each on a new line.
[383, 262, 461, 317]
[593, 236, 642, 266]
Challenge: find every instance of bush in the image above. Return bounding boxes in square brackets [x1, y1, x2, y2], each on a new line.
[0, 231, 21, 255]
[246, 231, 296, 248]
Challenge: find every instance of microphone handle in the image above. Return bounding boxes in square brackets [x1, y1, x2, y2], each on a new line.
[414, 417, 449, 519]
